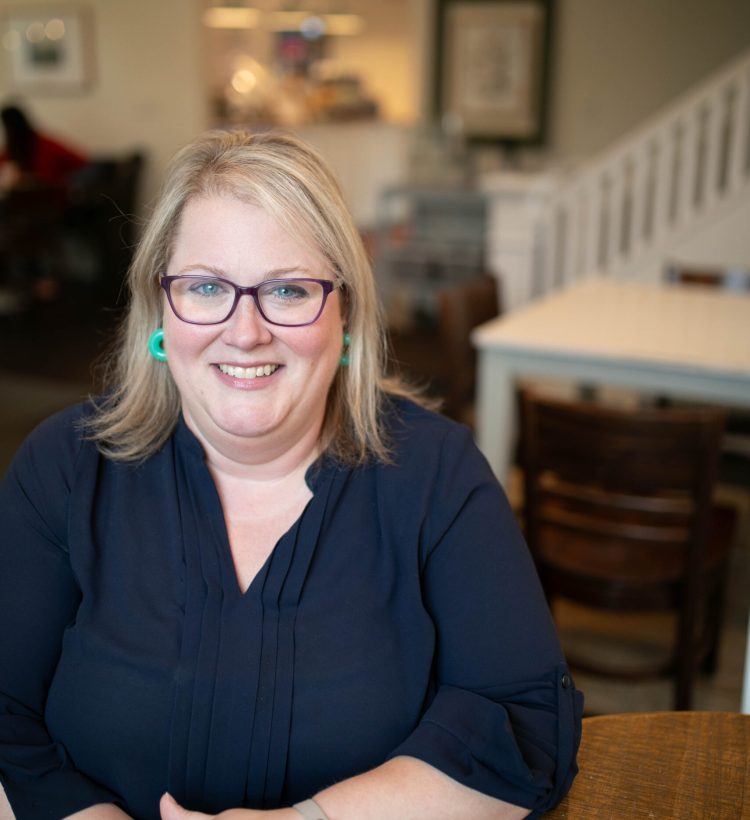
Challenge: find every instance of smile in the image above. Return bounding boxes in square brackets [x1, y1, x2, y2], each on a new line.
[218, 364, 280, 379]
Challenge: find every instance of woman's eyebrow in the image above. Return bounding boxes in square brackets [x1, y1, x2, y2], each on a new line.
[175, 263, 227, 277]
[173, 264, 314, 280]
[260, 267, 314, 280]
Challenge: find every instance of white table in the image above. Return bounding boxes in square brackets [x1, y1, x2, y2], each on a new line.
[472, 278, 750, 482]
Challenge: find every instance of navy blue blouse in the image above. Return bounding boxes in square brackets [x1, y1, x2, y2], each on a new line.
[0, 398, 582, 819]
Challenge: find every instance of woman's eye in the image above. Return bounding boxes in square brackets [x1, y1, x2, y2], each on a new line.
[269, 283, 309, 300]
[187, 279, 226, 297]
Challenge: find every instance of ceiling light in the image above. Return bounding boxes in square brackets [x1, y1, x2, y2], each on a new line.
[319, 13, 364, 36]
[203, 7, 261, 29]
[267, 11, 364, 35]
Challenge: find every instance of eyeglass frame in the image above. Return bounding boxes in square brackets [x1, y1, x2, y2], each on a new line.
[159, 274, 340, 327]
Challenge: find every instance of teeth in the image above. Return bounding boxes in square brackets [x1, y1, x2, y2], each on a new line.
[219, 364, 279, 379]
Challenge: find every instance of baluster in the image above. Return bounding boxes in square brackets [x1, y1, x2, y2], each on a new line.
[693, 106, 710, 211]
[679, 105, 701, 224]
[703, 97, 721, 209]
[553, 204, 568, 288]
[583, 176, 603, 275]
[668, 123, 683, 226]
[716, 86, 735, 196]
[534, 202, 556, 297]
[727, 65, 750, 193]
[597, 174, 611, 273]
[620, 159, 635, 262]
[629, 140, 650, 260]
[574, 183, 591, 279]
[565, 188, 582, 282]
[607, 162, 626, 274]
[652, 123, 676, 245]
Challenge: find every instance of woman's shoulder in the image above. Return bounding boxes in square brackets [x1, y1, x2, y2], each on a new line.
[7, 400, 95, 479]
[384, 394, 474, 450]
[27, 399, 94, 441]
[377, 394, 496, 487]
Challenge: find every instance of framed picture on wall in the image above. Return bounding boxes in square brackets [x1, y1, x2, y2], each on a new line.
[436, 0, 552, 143]
[1, 6, 94, 94]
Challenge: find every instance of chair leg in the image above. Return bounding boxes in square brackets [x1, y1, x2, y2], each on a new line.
[674, 608, 697, 711]
[701, 576, 729, 676]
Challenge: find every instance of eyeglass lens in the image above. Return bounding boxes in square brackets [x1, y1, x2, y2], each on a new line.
[167, 276, 328, 326]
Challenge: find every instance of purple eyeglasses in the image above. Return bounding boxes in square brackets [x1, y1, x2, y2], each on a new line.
[160, 275, 339, 327]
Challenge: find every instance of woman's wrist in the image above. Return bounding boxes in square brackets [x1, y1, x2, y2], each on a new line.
[292, 798, 330, 820]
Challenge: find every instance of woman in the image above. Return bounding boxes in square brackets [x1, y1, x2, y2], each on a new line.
[0, 130, 582, 820]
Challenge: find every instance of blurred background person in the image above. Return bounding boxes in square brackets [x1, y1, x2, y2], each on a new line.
[0, 103, 88, 193]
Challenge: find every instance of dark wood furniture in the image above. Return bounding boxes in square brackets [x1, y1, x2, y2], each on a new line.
[0, 151, 144, 312]
[65, 150, 145, 303]
[0, 184, 67, 304]
[547, 711, 750, 819]
[520, 392, 736, 710]
[665, 262, 750, 290]
[436, 273, 500, 425]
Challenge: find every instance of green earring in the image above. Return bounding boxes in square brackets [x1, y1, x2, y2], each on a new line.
[148, 328, 167, 362]
[340, 331, 351, 366]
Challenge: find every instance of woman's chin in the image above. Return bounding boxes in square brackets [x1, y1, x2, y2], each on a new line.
[185, 404, 283, 446]
[214, 413, 279, 441]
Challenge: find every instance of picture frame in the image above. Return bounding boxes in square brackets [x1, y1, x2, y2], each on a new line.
[1, 6, 94, 94]
[435, 0, 552, 143]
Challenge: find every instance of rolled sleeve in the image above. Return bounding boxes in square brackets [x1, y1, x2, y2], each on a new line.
[390, 668, 582, 815]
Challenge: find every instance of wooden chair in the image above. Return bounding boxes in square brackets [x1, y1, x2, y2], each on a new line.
[520, 391, 737, 710]
[546, 711, 750, 819]
[436, 274, 500, 425]
[664, 261, 750, 290]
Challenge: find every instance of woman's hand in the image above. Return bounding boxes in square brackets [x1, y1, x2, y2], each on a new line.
[159, 792, 299, 820]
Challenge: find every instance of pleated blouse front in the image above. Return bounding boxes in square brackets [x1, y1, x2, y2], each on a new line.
[165, 418, 339, 810]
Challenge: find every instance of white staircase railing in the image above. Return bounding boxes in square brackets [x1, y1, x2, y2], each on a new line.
[533, 47, 750, 296]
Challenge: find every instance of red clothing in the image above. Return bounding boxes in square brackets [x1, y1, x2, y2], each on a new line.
[1, 132, 88, 187]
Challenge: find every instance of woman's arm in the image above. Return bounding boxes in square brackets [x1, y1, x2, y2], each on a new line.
[159, 757, 527, 819]
[0, 412, 124, 819]
[376, 425, 581, 815]
[311, 756, 528, 820]
[65, 805, 133, 819]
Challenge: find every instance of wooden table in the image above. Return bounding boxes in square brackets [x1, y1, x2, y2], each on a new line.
[473, 278, 750, 482]
[547, 711, 750, 819]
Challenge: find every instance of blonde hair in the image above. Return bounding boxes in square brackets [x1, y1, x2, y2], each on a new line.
[88, 128, 413, 464]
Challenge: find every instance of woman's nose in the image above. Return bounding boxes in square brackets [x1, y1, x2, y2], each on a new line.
[221, 295, 274, 348]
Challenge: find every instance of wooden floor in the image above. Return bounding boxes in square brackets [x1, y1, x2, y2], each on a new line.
[1, 293, 748, 716]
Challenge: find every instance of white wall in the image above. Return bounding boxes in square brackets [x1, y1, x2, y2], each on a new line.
[0, 0, 209, 208]
[547, 0, 750, 161]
